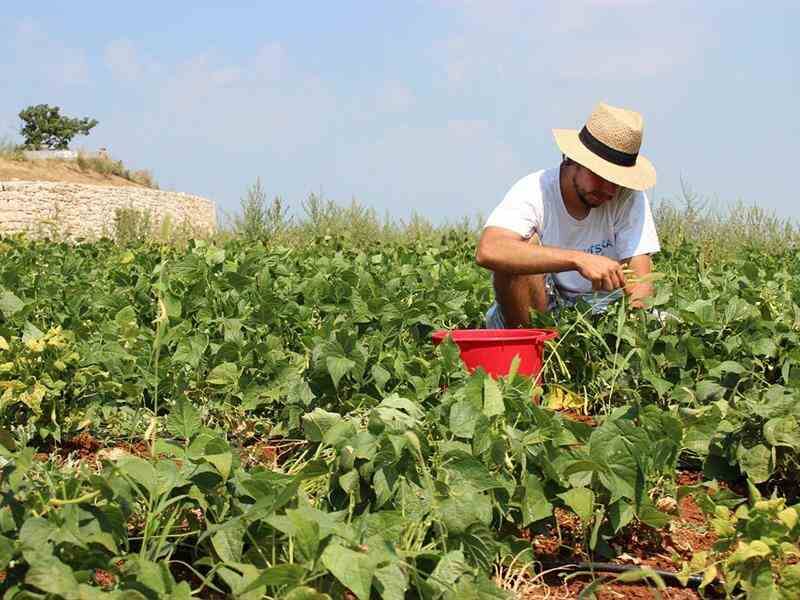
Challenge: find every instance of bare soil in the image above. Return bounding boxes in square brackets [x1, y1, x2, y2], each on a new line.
[513, 470, 717, 599]
[0, 157, 146, 187]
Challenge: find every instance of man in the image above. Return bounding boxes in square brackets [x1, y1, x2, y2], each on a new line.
[476, 102, 660, 328]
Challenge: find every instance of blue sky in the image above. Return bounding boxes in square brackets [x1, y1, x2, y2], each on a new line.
[1, 1, 797, 225]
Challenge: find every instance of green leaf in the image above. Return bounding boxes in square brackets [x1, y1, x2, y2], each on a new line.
[450, 399, 480, 438]
[558, 487, 595, 522]
[166, 397, 201, 440]
[0, 535, 14, 569]
[0, 427, 17, 452]
[684, 299, 716, 327]
[241, 565, 307, 594]
[608, 499, 635, 533]
[738, 443, 772, 483]
[0, 290, 24, 318]
[695, 380, 726, 402]
[211, 519, 246, 563]
[207, 361, 239, 387]
[764, 417, 800, 449]
[483, 376, 504, 417]
[204, 437, 233, 481]
[119, 456, 157, 495]
[751, 337, 778, 357]
[371, 364, 391, 391]
[302, 408, 343, 442]
[283, 587, 332, 600]
[18, 518, 57, 550]
[521, 475, 553, 525]
[638, 502, 671, 528]
[24, 555, 79, 596]
[374, 564, 408, 600]
[427, 550, 468, 595]
[708, 361, 747, 378]
[438, 488, 492, 534]
[326, 355, 355, 389]
[779, 563, 800, 598]
[588, 418, 646, 502]
[320, 543, 376, 600]
[164, 292, 182, 318]
[729, 540, 772, 564]
[173, 334, 208, 368]
[443, 452, 508, 492]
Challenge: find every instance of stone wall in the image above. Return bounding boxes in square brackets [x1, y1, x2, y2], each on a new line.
[22, 150, 80, 160]
[0, 181, 216, 240]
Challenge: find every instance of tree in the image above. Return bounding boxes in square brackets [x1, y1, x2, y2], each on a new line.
[18, 104, 98, 150]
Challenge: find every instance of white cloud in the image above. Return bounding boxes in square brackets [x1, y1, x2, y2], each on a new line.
[122, 49, 338, 159]
[431, 1, 711, 90]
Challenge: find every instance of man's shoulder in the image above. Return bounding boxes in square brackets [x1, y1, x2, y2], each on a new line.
[505, 167, 559, 201]
[512, 167, 557, 187]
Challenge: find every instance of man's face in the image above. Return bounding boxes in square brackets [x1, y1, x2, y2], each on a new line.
[572, 164, 620, 209]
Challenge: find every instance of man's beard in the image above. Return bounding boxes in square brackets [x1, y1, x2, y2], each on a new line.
[573, 174, 596, 209]
[573, 174, 611, 209]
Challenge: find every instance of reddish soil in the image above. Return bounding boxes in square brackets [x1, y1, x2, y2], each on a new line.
[93, 569, 116, 590]
[239, 438, 308, 469]
[559, 410, 598, 427]
[517, 578, 701, 600]
[33, 434, 170, 471]
[516, 471, 717, 599]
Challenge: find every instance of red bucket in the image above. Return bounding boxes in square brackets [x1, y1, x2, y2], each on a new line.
[431, 328, 558, 381]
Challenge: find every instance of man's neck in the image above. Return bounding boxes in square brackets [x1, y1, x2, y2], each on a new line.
[559, 164, 591, 221]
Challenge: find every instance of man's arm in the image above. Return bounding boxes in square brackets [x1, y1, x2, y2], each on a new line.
[621, 254, 653, 308]
[476, 226, 628, 292]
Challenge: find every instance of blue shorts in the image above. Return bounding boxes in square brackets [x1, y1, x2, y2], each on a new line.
[484, 275, 623, 328]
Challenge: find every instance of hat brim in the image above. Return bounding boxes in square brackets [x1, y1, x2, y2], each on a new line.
[553, 128, 656, 191]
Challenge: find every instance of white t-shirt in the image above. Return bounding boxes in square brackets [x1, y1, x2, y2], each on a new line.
[484, 167, 660, 308]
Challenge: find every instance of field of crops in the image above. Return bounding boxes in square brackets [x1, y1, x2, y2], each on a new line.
[2, 228, 800, 599]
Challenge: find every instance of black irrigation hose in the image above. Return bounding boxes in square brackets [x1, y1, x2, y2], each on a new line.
[550, 562, 710, 589]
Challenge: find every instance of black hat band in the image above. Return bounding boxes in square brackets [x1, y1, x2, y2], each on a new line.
[578, 126, 638, 167]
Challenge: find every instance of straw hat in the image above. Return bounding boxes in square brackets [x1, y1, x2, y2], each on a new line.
[553, 102, 656, 191]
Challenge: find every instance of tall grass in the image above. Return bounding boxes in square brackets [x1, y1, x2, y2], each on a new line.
[0, 138, 24, 160]
[111, 207, 211, 248]
[222, 177, 799, 256]
[653, 180, 799, 260]
[222, 179, 484, 247]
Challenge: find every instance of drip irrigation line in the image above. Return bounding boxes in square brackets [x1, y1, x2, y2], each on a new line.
[549, 561, 713, 589]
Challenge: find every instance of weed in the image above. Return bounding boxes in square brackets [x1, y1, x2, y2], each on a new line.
[225, 177, 292, 241]
[76, 152, 159, 188]
[113, 206, 153, 245]
[0, 137, 25, 160]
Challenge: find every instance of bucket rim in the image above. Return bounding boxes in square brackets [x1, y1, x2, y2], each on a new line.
[431, 328, 559, 343]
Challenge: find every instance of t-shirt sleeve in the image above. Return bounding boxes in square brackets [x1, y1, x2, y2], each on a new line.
[614, 190, 661, 259]
[483, 174, 544, 239]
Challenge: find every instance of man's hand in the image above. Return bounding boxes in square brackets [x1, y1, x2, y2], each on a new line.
[574, 253, 626, 292]
[622, 254, 654, 308]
